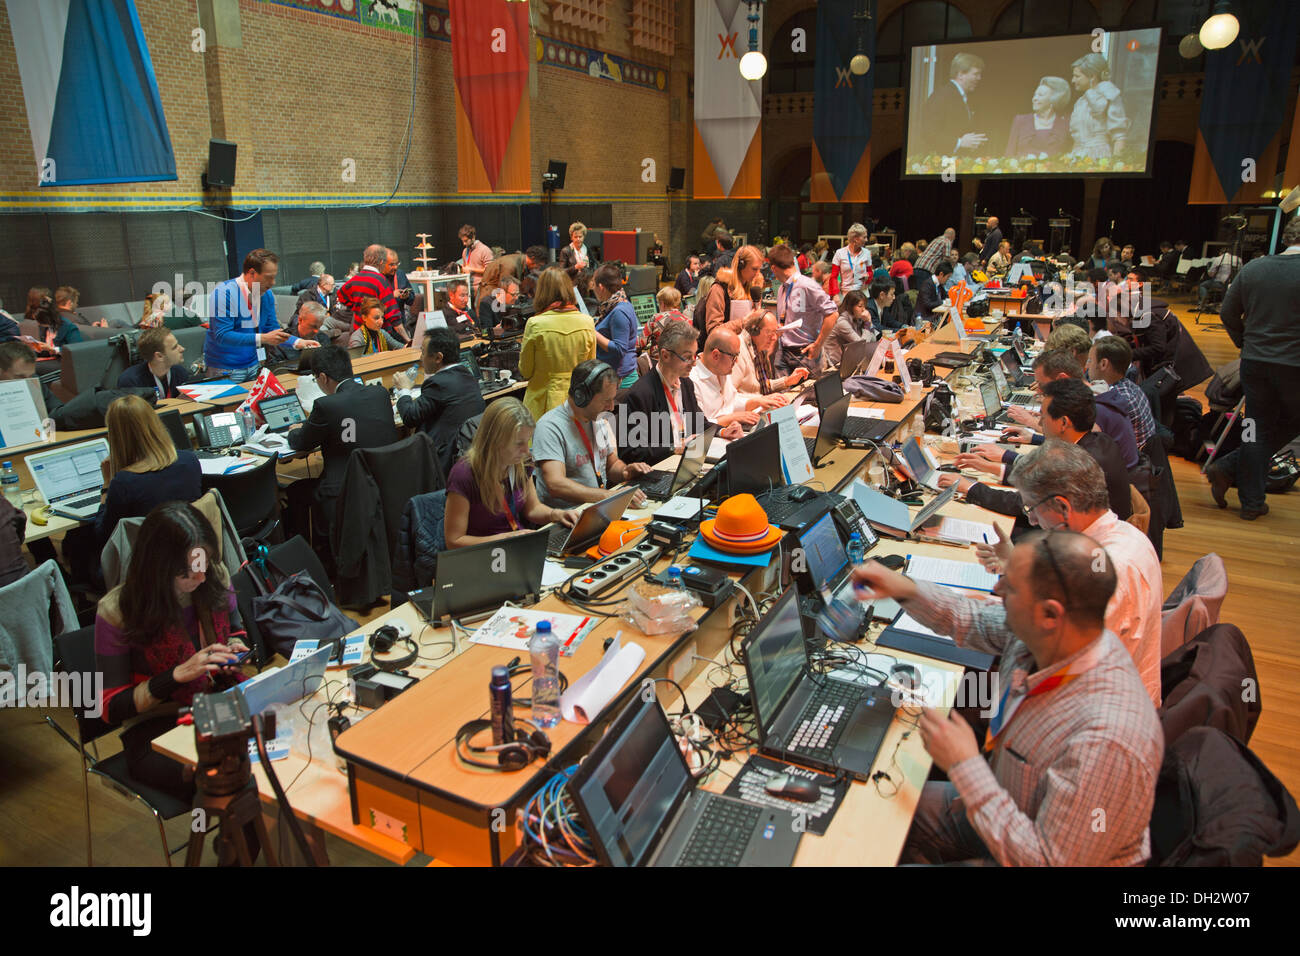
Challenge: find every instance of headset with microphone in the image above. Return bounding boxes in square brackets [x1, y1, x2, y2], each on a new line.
[455, 718, 552, 771]
[369, 625, 419, 673]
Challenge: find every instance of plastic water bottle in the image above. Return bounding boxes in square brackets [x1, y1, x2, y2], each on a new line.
[529, 621, 561, 728]
[239, 405, 255, 441]
[666, 566, 685, 589]
[846, 532, 865, 566]
[1, 462, 21, 508]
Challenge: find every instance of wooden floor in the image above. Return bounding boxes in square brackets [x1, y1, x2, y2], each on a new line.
[2, 293, 1295, 867]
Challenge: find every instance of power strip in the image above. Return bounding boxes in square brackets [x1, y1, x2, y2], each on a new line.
[570, 541, 663, 599]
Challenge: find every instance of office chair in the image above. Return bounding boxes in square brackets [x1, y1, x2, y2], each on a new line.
[45, 627, 192, 866]
[201, 455, 282, 544]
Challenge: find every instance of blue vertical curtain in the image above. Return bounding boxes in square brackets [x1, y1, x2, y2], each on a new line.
[813, 0, 875, 201]
[42, 0, 177, 185]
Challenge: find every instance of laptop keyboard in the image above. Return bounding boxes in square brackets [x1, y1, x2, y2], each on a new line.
[787, 681, 865, 762]
[59, 494, 101, 511]
[634, 469, 675, 499]
[1007, 391, 1037, 406]
[675, 797, 762, 867]
[758, 495, 808, 525]
[803, 435, 818, 459]
[547, 524, 570, 554]
[841, 418, 894, 443]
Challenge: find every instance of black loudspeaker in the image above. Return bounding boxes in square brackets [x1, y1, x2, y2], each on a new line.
[205, 139, 237, 188]
[668, 166, 686, 191]
[545, 159, 567, 190]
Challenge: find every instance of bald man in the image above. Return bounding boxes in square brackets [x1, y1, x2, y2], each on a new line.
[853, 529, 1162, 866]
[689, 327, 771, 428]
[978, 216, 1001, 265]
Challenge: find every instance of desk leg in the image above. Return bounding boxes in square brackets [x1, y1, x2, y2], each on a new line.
[265, 807, 332, 866]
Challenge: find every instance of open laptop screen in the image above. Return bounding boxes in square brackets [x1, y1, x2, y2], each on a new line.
[979, 381, 1002, 418]
[724, 423, 783, 496]
[28, 440, 108, 502]
[801, 511, 847, 592]
[744, 589, 807, 735]
[259, 393, 305, 431]
[571, 698, 691, 867]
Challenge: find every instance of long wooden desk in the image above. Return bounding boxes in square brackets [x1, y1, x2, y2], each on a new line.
[148, 335, 1001, 866]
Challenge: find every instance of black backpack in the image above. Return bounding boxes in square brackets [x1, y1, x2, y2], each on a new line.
[1169, 397, 1203, 461]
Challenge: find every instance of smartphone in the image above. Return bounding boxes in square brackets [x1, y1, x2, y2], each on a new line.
[225, 648, 251, 666]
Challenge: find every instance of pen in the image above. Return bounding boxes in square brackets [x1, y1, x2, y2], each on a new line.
[982, 533, 989, 544]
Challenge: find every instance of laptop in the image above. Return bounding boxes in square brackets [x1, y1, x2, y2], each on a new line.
[814, 374, 900, 446]
[792, 509, 875, 639]
[898, 436, 943, 490]
[547, 485, 639, 557]
[723, 422, 784, 497]
[258, 392, 307, 433]
[234, 643, 333, 717]
[567, 694, 803, 867]
[433, 527, 549, 624]
[633, 426, 717, 501]
[158, 409, 193, 452]
[26, 438, 110, 519]
[999, 346, 1034, 389]
[803, 393, 849, 466]
[837, 337, 871, 380]
[742, 588, 895, 780]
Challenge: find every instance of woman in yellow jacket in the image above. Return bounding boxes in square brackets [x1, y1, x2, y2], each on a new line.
[520, 267, 597, 421]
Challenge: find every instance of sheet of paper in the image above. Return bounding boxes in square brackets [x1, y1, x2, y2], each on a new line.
[707, 436, 730, 461]
[0, 379, 45, 448]
[846, 406, 885, 419]
[198, 455, 258, 476]
[890, 611, 954, 642]
[906, 554, 998, 592]
[560, 635, 646, 724]
[542, 561, 572, 589]
[767, 404, 814, 484]
[470, 607, 597, 656]
[937, 517, 996, 545]
[177, 380, 246, 401]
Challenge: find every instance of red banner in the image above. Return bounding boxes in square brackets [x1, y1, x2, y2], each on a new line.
[450, 0, 531, 193]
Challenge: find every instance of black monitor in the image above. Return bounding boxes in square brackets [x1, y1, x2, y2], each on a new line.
[157, 409, 192, 452]
[800, 511, 847, 592]
[723, 423, 783, 496]
[743, 589, 807, 734]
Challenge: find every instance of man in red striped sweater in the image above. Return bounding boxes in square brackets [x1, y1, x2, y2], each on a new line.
[338, 244, 410, 343]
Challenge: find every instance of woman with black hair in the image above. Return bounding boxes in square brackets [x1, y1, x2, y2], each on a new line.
[95, 501, 249, 803]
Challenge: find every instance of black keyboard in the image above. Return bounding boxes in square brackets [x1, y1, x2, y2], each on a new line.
[547, 524, 571, 554]
[803, 435, 818, 459]
[759, 495, 807, 525]
[841, 418, 895, 443]
[676, 797, 762, 867]
[634, 469, 676, 500]
[787, 681, 867, 762]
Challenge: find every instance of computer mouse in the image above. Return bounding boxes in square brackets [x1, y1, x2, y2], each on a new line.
[890, 663, 921, 688]
[876, 554, 907, 572]
[937, 464, 961, 473]
[789, 485, 817, 503]
[765, 773, 822, 803]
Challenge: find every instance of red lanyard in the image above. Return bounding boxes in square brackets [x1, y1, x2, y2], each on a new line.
[501, 484, 520, 531]
[570, 410, 604, 488]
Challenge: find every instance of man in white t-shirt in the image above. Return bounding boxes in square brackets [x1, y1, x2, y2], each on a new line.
[1198, 249, 1241, 309]
[532, 359, 651, 508]
[831, 223, 874, 298]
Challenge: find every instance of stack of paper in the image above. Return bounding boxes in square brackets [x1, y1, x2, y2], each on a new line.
[933, 517, 996, 546]
[906, 554, 998, 592]
[470, 606, 597, 656]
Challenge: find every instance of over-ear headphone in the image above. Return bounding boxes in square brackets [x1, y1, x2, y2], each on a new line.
[369, 625, 418, 673]
[569, 361, 612, 408]
[455, 718, 552, 771]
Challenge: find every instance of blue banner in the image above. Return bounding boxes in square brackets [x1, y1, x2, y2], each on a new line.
[812, 0, 875, 201]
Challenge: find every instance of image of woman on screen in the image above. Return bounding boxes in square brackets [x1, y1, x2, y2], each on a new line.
[1067, 53, 1129, 159]
[1005, 77, 1071, 158]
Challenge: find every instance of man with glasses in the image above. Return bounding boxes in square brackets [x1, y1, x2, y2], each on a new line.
[852, 525, 1163, 865]
[616, 319, 741, 464]
[339, 244, 409, 343]
[690, 327, 775, 429]
[862, 440, 1161, 706]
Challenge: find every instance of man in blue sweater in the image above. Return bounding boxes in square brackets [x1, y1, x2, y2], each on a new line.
[205, 248, 295, 383]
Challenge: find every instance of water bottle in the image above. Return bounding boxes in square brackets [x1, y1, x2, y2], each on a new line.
[1, 462, 21, 508]
[529, 621, 561, 728]
[666, 566, 685, 589]
[489, 666, 514, 746]
[846, 532, 865, 566]
[239, 405, 255, 441]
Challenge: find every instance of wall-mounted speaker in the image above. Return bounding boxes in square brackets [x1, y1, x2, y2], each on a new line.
[668, 166, 686, 192]
[204, 139, 237, 189]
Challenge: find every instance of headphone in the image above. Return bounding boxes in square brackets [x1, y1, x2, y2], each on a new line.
[369, 625, 418, 673]
[569, 361, 613, 408]
[455, 718, 552, 771]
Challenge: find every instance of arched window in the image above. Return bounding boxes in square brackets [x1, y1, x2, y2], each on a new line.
[876, 1, 973, 89]
[768, 9, 818, 95]
[992, 0, 1102, 36]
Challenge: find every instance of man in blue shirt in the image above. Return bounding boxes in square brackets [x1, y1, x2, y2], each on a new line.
[205, 248, 295, 383]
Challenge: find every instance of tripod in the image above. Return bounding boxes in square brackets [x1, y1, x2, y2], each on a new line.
[186, 772, 278, 867]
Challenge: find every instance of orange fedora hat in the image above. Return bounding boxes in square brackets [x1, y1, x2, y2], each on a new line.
[585, 519, 649, 560]
[699, 494, 784, 555]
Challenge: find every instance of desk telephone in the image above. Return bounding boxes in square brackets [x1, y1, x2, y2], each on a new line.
[193, 411, 248, 449]
[832, 497, 878, 553]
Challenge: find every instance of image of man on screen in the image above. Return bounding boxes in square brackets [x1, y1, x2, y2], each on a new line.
[925, 53, 987, 156]
[1005, 76, 1071, 158]
[1068, 53, 1129, 159]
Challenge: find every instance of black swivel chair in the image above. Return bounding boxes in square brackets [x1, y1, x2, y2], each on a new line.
[201, 454, 282, 544]
[45, 627, 192, 866]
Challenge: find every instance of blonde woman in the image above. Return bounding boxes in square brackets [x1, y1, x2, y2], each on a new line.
[444, 398, 578, 549]
[704, 244, 763, 336]
[140, 293, 170, 329]
[559, 222, 590, 279]
[519, 267, 597, 421]
[93, 394, 201, 548]
[1068, 53, 1129, 159]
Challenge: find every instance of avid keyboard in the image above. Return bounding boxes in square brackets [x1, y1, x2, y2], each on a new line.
[788, 681, 866, 760]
